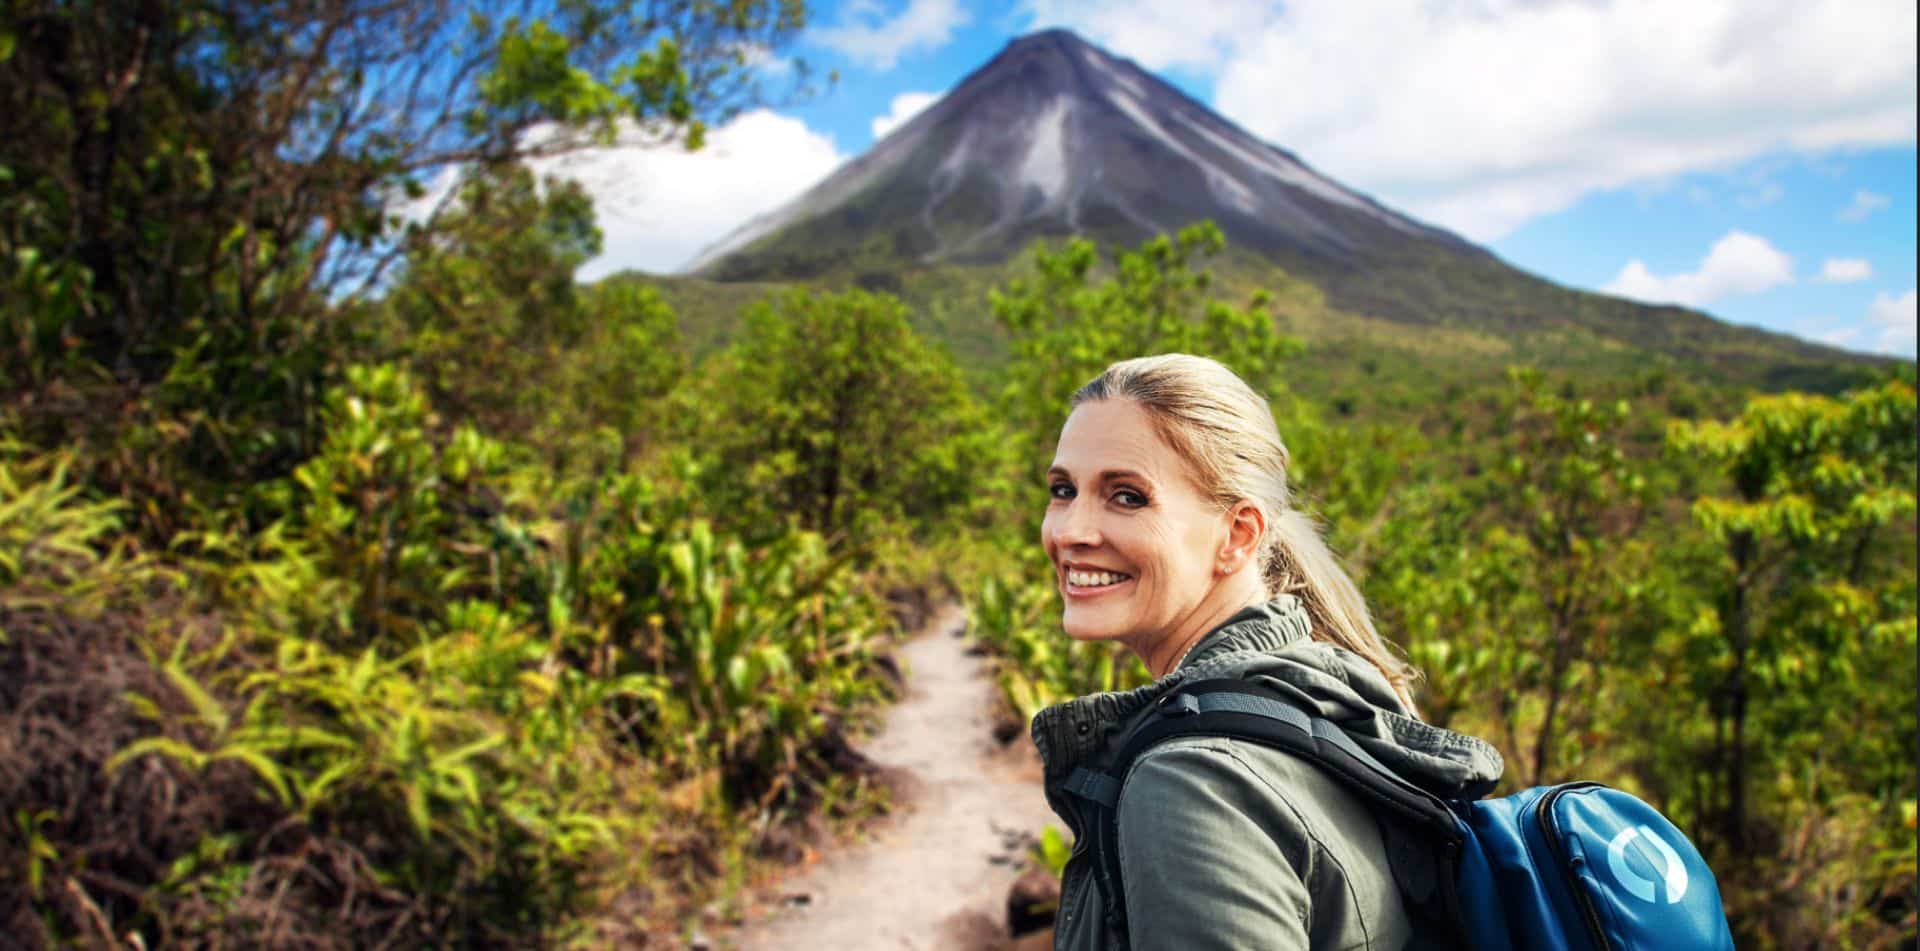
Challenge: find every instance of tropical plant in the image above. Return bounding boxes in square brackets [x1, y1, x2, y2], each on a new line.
[601, 507, 895, 806]
[1667, 380, 1916, 848]
[1664, 379, 1916, 946]
[0, 0, 806, 536]
[683, 285, 1005, 550]
[0, 443, 163, 630]
[105, 599, 658, 943]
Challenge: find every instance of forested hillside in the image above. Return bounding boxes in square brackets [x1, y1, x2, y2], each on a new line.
[2, 3, 1913, 949]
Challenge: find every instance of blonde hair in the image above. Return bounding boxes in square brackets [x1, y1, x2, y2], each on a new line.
[1071, 353, 1420, 712]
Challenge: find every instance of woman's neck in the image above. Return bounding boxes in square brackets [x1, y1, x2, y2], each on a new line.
[1137, 571, 1269, 678]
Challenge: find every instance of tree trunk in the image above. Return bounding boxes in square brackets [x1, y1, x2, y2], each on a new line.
[1533, 607, 1578, 786]
[1721, 529, 1755, 853]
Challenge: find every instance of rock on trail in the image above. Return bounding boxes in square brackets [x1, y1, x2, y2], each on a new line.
[723, 603, 1058, 950]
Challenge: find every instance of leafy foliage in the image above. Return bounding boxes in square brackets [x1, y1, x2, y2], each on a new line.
[0, 0, 802, 536]
[376, 164, 686, 469]
[0, 445, 162, 633]
[1665, 380, 1916, 946]
[1471, 372, 1661, 785]
[683, 286, 1007, 551]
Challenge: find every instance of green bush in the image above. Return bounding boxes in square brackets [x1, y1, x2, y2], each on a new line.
[573, 469, 898, 807]
[681, 285, 1007, 552]
[0, 354, 913, 944]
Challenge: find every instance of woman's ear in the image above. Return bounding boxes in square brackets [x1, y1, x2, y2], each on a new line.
[1217, 501, 1267, 575]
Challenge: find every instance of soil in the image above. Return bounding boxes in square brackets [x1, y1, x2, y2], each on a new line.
[715, 603, 1059, 951]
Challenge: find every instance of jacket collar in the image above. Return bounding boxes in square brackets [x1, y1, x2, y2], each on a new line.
[1177, 597, 1311, 669]
[1029, 597, 1313, 799]
[1029, 595, 1504, 826]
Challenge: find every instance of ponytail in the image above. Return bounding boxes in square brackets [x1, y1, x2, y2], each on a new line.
[1266, 508, 1419, 713]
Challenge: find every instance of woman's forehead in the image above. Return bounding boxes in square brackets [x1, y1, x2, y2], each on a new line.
[1051, 399, 1180, 480]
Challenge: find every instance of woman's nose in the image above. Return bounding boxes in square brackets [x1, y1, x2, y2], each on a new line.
[1048, 497, 1100, 548]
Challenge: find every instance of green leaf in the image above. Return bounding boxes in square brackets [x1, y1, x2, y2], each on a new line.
[405, 783, 432, 840]
[107, 736, 208, 774]
[214, 748, 293, 806]
[299, 757, 361, 808]
[432, 733, 506, 770]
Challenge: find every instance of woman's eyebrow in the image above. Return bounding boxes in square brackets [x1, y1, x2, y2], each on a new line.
[1046, 465, 1152, 485]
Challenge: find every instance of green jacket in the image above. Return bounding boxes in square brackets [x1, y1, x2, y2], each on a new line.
[1032, 597, 1504, 950]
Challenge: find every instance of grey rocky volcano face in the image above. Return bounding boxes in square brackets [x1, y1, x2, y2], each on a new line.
[686, 29, 1482, 277]
[675, 29, 1874, 386]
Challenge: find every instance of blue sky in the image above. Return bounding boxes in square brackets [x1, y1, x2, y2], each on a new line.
[552, 0, 1917, 358]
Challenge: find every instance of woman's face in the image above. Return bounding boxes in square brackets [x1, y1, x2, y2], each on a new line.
[1042, 398, 1233, 651]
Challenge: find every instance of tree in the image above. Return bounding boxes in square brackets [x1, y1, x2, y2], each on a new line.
[572, 277, 689, 459]
[684, 286, 1004, 551]
[385, 165, 599, 428]
[1365, 373, 1660, 775]
[376, 163, 684, 470]
[1666, 379, 1917, 855]
[1363, 478, 1509, 732]
[0, 0, 802, 529]
[1477, 371, 1657, 785]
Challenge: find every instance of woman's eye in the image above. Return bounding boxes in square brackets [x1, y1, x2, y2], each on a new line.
[1048, 482, 1074, 500]
[1114, 489, 1147, 508]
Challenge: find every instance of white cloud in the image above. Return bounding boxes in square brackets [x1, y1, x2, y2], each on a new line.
[1817, 257, 1873, 283]
[1867, 288, 1917, 353]
[530, 110, 846, 277]
[813, 0, 970, 70]
[1837, 188, 1891, 222]
[1602, 231, 1794, 306]
[872, 91, 942, 141]
[1035, 0, 1918, 240]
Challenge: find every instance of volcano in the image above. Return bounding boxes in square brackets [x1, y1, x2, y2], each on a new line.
[678, 29, 1876, 386]
[688, 29, 1490, 279]
[690, 29, 1485, 277]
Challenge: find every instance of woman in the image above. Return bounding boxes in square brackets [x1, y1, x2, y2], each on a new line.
[1032, 354, 1503, 950]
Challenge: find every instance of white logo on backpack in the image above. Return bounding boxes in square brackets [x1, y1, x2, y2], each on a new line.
[1606, 825, 1689, 904]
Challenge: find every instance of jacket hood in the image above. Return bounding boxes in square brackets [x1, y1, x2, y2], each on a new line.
[1031, 596, 1504, 820]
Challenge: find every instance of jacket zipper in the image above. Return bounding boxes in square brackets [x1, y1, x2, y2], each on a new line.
[1058, 797, 1092, 931]
[1535, 783, 1613, 951]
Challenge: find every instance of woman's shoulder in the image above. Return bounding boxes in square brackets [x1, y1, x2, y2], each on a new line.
[1113, 736, 1413, 947]
[1119, 734, 1384, 856]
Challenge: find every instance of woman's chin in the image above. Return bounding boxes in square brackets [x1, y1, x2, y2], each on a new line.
[1060, 605, 1128, 642]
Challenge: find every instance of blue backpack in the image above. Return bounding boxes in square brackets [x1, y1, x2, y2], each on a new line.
[1062, 678, 1736, 950]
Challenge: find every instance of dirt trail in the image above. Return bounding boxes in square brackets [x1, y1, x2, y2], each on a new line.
[723, 603, 1058, 950]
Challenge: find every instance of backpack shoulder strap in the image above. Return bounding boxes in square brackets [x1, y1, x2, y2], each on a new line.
[1061, 678, 1468, 945]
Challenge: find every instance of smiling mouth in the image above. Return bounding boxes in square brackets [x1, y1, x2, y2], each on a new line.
[1064, 568, 1132, 592]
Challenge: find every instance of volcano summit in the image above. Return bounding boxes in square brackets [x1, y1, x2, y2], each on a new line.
[689, 29, 1481, 277]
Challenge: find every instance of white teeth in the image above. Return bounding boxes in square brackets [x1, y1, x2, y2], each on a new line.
[1068, 569, 1129, 587]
